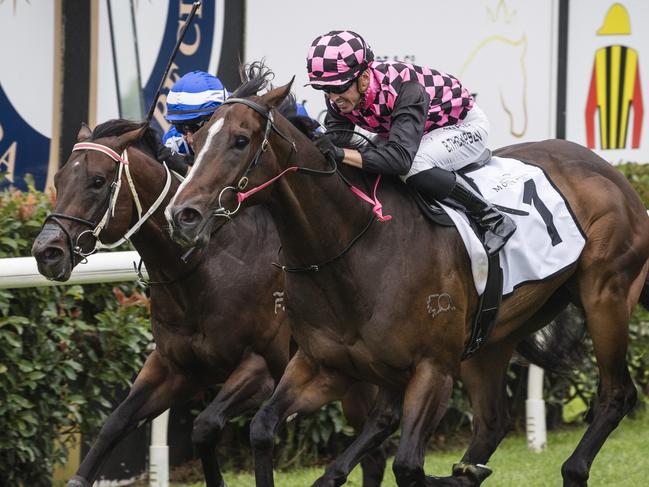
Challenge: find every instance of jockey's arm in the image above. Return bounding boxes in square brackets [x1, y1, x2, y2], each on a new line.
[349, 81, 429, 175]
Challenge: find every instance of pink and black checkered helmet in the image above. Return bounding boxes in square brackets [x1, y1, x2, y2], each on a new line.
[306, 30, 374, 87]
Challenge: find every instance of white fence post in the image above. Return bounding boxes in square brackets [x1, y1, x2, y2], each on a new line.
[526, 364, 547, 452]
[150, 410, 170, 487]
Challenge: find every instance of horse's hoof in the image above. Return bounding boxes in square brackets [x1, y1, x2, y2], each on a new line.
[561, 459, 588, 486]
[452, 462, 492, 485]
[66, 476, 92, 487]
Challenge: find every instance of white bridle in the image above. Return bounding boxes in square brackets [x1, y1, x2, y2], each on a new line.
[69, 141, 174, 255]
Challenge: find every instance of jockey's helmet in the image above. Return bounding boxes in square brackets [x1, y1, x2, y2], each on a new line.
[165, 71, 228, 122]
[306, 30, 374, 88]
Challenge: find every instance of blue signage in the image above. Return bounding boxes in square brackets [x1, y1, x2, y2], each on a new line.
[0, 85, 50, 190]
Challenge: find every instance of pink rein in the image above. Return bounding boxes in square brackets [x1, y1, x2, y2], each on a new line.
[349, 175, 392, 222]
[236, 167, 392, 222]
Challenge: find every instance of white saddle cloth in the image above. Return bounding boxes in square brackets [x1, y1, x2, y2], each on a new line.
[440, 156, 586, 296]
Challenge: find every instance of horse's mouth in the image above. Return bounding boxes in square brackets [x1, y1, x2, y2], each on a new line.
[168, 204, 217, 249]
[33, 245, 73, 281]
[170, 228, 202, 249]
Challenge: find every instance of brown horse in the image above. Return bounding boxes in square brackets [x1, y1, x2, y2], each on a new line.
[31, 119, 385, 487]
[166, 67, 649, 487]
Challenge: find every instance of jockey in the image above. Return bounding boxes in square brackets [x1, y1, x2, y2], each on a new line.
[157, 70, 228, 175]
[306, 30, 516, 255]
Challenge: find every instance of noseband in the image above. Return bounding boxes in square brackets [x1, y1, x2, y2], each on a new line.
[44, 141, 173, 265]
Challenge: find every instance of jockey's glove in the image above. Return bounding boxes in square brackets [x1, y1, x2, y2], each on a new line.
[156, 145, 194, 176]
[314, 134, 345, 163]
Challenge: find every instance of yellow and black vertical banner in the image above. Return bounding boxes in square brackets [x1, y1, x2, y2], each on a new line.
[584, 3, 644, 151]
[585, 45, 643, 149]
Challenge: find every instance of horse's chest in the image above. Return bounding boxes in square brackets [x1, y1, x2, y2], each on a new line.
[292, 325, 410, 385]
[152, 319, 236, 380]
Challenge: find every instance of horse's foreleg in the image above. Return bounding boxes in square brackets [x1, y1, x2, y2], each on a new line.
[441, 344, 517, 486]
[312, 385, 402, 487]
[249, 350, 351, 487]
[67, 351, 197, 487]
[392, 359, 454, 487]
[341, 383, 393, 487]
[561, 277, 639, 487]
[192, 352, 276, 487]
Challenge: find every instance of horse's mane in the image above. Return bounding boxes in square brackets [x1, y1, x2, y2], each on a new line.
[231, 61, 274, 98]
[90, 119, 161, 159]
[232, 61, 320, 139]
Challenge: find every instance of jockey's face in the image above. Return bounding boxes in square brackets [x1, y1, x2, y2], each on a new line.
[184, 132, 195, 149]
[326, 70, 370, 113]
[327, 82, 360, 113]
[173, 115, 212, 149]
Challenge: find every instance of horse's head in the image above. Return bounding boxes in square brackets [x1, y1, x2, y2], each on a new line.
[166, 74, 296, 248]
[32, 121, 156, 281]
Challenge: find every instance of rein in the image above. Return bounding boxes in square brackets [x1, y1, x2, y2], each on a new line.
[44, 141, 174, 266]
[213, 98, 391, 273]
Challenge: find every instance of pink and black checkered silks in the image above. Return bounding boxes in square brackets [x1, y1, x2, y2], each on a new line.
[327, 61, 474, 136]
[306, 30, 372, 85]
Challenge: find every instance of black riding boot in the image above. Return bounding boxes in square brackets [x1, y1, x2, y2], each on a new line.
[406, 167, 516, 255]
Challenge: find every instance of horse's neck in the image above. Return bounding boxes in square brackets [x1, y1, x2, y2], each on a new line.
[265, 125, 372, 268]
[125, 150, 189, 279]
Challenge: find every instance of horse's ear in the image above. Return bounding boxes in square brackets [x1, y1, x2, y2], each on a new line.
[262, 77, 295, 109]
[77, 123, 92, 142]
[114, 125, 147, 151]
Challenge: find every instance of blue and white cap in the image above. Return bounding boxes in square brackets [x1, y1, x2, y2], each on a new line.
[165, 71, 228, 122]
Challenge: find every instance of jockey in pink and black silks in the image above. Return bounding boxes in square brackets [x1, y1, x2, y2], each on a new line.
[306, 30, 516, 255]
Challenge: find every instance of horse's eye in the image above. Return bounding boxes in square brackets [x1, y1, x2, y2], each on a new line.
[234, 135, 249, 150]
[92, 176, 105, 189]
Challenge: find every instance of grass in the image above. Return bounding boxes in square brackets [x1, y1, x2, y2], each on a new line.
[176, 410, 649, 486]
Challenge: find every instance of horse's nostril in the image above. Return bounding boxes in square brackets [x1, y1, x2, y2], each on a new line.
[176, 208, 201, 226]
[34, 245, 64, 265]
[41, 246, 64, 263]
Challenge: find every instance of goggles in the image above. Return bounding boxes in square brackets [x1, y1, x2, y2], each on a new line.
[312, 78, 356, 95]
[173, 115, 211, 134]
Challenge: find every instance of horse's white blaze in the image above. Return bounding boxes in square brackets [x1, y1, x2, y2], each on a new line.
[165, 118, 224, 221]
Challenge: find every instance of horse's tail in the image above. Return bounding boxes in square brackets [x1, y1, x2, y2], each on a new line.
[639, 272, 649, 311]
[515, 304, 587, 375]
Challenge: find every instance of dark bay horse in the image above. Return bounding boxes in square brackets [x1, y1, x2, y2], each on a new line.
[166, 69, 649, 487]
[31, 120, 384, 487]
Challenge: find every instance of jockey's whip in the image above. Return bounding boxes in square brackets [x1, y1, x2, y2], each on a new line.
[144, 1, 202, 125]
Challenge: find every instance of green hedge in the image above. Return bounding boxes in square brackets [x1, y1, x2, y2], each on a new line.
[0, 177, 152, 486]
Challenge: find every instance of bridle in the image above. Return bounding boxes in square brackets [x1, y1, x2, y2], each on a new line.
[44, 141, 173, 265]
[212, 97, 312, 218]
[202, 97, 391, 272]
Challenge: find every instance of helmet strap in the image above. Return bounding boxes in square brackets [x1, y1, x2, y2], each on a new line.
[357, 72, 368, 107]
